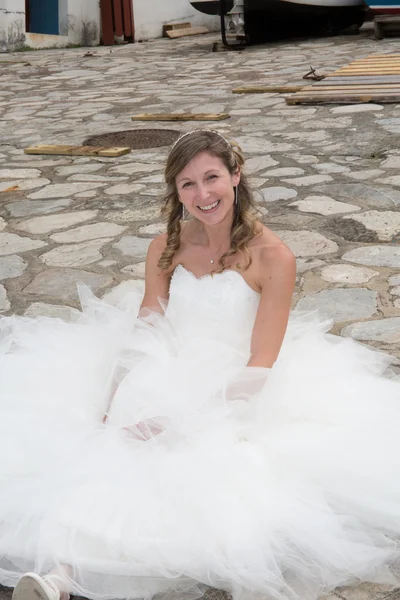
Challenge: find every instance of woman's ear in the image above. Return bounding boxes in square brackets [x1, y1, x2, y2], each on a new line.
[232, 168, 241, 188]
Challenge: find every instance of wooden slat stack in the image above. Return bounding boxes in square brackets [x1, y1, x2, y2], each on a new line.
[287, 54, 400, 105]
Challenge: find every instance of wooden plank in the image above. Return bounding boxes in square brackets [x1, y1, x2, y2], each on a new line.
[100, 0, 115, 45]
[131, 113, 230, 121]
[342, 62, 400, 67]
[329, 70, 400, 75]
[298, 89, 400, 94]
[298, 84, 400, 90]
[163, 22, 191, 33]
[113, 0, 124, 37]
[334, 67, 400, 71]
[342, 57, 400, 61]
[332, 71, 400, 76]
[322, 76, 400, 83]
[122, 0, 134, 38]
[287, 94, 400, 105]
[165, 26, 209, 39]
[334, 66, 400, 70]
[346, 57, 400, 60]
[291, 90, 400, 96]
[350, 55, 400, 59]
[232, 85, 305, 94]
[291, 86, 400, 93]
[333, 64, 400, 69]
[24, 145, 131, 157]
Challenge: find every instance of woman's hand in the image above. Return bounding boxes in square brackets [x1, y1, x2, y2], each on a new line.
[221, 367, 270, 403]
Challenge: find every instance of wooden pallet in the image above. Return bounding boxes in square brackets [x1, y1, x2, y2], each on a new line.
[287, 54, 400, 104]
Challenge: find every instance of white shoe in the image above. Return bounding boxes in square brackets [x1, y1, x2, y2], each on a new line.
[13, 573, 60, 600]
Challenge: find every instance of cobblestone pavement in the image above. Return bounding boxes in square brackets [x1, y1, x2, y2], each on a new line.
[1, 23, 400, 600]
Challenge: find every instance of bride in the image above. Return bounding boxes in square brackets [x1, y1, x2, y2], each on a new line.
[1, 130, 400, 600]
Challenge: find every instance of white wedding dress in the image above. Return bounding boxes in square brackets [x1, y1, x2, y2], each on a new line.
[1, 265, 400, 600]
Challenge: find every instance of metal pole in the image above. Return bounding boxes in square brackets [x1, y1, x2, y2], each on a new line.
[220, 0, 229, 46]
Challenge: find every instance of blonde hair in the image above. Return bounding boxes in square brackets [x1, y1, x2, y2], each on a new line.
[158, 130, 259, 272]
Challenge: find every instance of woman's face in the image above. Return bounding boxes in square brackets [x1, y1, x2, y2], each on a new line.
[175, 151, 240, 225]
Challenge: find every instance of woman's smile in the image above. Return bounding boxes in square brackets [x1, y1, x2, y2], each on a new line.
[198, 199, 221, 213]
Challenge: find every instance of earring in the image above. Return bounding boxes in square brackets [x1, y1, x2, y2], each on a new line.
[234, 186, 239, 205]
[181, 204, 186, 221]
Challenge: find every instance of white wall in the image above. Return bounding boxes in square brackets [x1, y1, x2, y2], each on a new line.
[0, 0, 100, 51]
[0, 0, 215, 51]
[0, 0, 26, 52]
[68, 0, 101, 46]
[133, 0, 219, 40]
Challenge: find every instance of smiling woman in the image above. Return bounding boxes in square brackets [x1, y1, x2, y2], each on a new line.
[2, 130, 400, 600]
[158, 130, 259, 275]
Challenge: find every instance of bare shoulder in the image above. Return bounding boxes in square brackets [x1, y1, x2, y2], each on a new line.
[147, 233, 168, 259]
[146, 234, 170, 269]
[249, 224, 296, 287]
[145, 233, 173, 280]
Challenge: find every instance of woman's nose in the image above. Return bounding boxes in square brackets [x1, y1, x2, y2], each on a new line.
[196, 184, 210, 201]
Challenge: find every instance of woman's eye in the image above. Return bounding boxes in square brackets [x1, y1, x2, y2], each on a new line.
[208, 175, 217, 181]
[182, 182, 193, 188]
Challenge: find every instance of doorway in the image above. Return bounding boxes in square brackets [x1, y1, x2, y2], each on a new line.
[25, 0, 60, 35]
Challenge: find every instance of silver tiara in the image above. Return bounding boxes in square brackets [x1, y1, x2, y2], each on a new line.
[171, 129, 232, 150]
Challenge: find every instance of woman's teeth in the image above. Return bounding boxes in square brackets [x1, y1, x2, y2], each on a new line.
[199, 200, 220, 212]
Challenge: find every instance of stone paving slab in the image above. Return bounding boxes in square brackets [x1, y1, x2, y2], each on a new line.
[1, 23, 400, 600]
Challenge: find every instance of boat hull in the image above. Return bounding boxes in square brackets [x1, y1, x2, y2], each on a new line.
[244, 0, 365, 37]
[189, 0, 365, 37]
[191, 1, 233, 14]
[364, 0, 400, 14]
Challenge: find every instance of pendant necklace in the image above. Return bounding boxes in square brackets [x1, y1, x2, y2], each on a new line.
[210, 245, 225, 265]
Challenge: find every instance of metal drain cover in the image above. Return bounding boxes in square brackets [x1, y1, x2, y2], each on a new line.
[84, 129, 182, 150]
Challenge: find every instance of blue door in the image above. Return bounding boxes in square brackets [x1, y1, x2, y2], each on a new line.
[29, 0, 59, 35]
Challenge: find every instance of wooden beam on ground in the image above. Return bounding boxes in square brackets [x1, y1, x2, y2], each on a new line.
[298, 85, 400, 91]
[163, 22, 191, 35]
[333, 69, 400, 74]
[24, 145, 131, 157]
[131, 113, 230, 121]
[165, 26, 209, 39]
[287, 94, 400, 105]
[317, 76, 400, 84]
[232, 85, 305, 94]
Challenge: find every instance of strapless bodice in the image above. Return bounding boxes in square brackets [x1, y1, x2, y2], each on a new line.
[166, 265, 260, 351]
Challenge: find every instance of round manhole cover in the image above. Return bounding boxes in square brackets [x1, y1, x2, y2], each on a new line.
[84, 129, 182, 150]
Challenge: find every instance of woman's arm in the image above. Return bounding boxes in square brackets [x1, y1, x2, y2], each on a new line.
[103, 236, 172, 424]
[248, 244, 296, 369]
[140, 234, 172, 315]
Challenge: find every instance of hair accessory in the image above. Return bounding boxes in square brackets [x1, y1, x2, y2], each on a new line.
[171, 129, 231, 150]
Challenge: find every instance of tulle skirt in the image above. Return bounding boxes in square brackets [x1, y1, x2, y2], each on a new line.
[1, 287, 400, 600]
